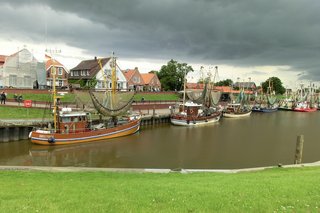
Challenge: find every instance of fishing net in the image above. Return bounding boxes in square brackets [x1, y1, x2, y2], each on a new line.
[209, 90, 221, 105]
[186, 90, 204, 104]
[267, 95, 277, 105]
[73, 89, 135, 116]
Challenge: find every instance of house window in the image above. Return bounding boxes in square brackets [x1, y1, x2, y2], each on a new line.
[133, 76, 140, 83]
[47, 71, 50, 78]
[59, 80, 63, 87]
[9, 75, 17, 86]
[71, 71, 74, 76]
[58, 67, 63, 75]
[74, 71, 79, 76]
[86, 70, 89, 76]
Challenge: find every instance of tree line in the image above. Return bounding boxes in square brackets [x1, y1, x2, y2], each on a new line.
[154, 59, 286, 94]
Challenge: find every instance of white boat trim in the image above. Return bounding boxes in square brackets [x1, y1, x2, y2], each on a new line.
[170, 116, 220, 126]
[223, 111, 252, 118]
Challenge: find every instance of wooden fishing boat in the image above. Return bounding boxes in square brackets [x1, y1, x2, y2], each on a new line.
[30, 113, 141, 145]
[223, 103, 252, 118]
[171, 102, 221, 126]
[171, 66, 222, 126]
[30, 53, 141, 145]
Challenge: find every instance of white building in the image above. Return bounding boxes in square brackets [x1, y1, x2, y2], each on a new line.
[0, 49, 46, 89]
[69, 57, 127, 91]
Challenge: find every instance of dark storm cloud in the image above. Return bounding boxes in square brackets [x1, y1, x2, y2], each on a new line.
[1, 0, 320, 80]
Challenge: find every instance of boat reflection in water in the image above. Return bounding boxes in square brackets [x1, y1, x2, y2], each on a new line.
[1, 111, 319, 170]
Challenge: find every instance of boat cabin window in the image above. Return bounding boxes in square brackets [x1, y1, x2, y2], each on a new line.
[61, 117, 71, 123]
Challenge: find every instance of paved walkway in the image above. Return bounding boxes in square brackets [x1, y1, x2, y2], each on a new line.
[0, 161, 319, 173]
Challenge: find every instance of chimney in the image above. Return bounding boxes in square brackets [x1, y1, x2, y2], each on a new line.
[94, 56, 97, 60]
[135, 67, 138, 71]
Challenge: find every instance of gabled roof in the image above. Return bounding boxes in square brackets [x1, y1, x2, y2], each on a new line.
[141, 73, 156, 84]
[45, 54, 65, 70]
[122, 68, 145, 85]
[70, 57, 110, 79]
[122, 69, 136, 81]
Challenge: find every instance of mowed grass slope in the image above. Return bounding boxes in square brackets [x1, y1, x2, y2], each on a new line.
[0, 167, 319, 212]
[6, 92, 180, 102]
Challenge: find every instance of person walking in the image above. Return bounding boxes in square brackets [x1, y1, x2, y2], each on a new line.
[1, 92, 6, 104]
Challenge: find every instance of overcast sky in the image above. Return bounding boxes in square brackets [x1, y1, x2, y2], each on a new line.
[1, 0, 319, 88]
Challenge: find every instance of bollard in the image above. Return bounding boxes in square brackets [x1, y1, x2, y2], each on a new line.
[294, 135, 304, 164]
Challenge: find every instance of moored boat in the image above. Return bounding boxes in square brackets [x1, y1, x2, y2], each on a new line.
[171, 102, 221, 126]
[171, 66, 222, 126]
[30, 111, 141, 145]
[293, 102, 317, 112]
[223, 103, 252, 118]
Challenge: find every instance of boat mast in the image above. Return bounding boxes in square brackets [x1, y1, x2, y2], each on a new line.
[182, 68, 187, 113]
[52, 64, 58, 132]
[110, 52, 118, 111]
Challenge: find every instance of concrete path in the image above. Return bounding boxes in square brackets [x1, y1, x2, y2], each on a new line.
[0, 161, 319, 173]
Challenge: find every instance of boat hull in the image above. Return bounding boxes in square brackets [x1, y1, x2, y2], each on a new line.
[278, 107, 293, 111]
[30, 118, 141, 145]
[223, 111, 252, 118]
[252, 107, 278, 113]
[170, 113, 221, 126]
[293, 108, 317, 112]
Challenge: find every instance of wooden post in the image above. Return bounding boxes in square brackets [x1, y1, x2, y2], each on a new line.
[294, 135, 304, 164]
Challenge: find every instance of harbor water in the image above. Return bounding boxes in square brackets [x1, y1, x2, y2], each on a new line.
[0, 111, 320, 169]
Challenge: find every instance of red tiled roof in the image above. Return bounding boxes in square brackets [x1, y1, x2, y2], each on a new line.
[141, 73, 155, 84]
[45, 54, 64, 70]
[122, 69, 136, 81]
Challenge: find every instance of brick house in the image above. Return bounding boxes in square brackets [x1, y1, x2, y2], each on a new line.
[122, 67, 145, 91]
[45, 55, 69, 88]
[141, 73, 161, 91]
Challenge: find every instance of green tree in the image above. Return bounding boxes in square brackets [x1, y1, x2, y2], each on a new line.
[261, 77, 285, 94]
[215, 79, 233, 86]
[158, 59, 194, 91]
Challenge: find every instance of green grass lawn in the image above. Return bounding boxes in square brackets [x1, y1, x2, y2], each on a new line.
[134, 93, 180, 101]
[7, 93, 76, 103]
[6, 92, 179, 102]
[0, 106, 51, 119]
[0, 167, 319, 212]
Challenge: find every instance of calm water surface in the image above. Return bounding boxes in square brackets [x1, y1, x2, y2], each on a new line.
[1, 111, 320, 169]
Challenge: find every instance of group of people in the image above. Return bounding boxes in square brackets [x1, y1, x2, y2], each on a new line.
[0, 92, 7, 104]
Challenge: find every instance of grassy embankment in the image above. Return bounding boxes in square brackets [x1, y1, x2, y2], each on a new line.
[0, 93, 179, 119]
[0, 167, 319, 212]
[6, 92, 180, 102]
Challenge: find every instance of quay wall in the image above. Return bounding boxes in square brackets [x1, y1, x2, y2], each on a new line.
[0, 114, 171, 143]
